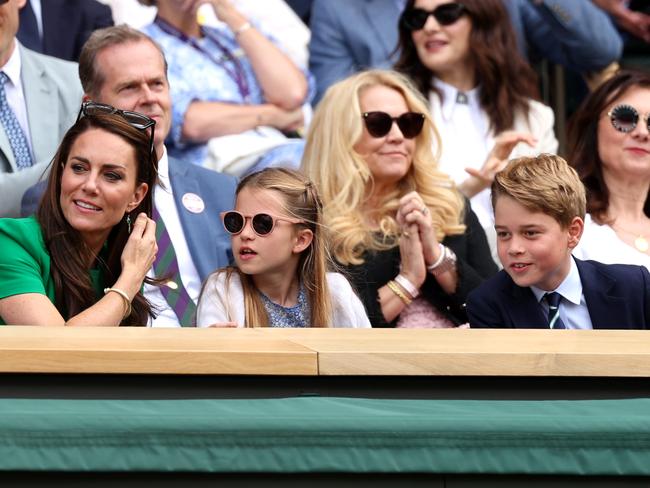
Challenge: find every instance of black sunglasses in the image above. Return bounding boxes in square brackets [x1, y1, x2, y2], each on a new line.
[607, 104, 650, 133]
[77, 102, 156, 153]
[221, 211, 304, 237]
[362, 111, 425, 139]
[401, 3, 467, 31]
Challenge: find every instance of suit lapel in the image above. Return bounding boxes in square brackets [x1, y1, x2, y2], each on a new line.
[577, 259, 628, 329]
[506, 283, 548, 328]
[168, 157, 218, 282]
[20, 46, 59, 165]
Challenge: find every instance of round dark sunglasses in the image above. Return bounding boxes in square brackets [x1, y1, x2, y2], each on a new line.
[607, 104, 650, 133]
[362, 111, 425, 139]
[221, 211, 304, 236]
[401, 3, 467, 31]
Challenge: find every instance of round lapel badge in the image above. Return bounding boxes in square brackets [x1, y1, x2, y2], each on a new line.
[182, 192, 205, 214]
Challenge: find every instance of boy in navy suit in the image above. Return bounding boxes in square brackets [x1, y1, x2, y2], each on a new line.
[467, 154, 650, 329]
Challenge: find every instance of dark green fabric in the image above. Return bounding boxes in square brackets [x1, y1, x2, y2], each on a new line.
[1, 397, 650, 474]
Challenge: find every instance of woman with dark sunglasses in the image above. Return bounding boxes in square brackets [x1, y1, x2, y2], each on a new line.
[0, 109, 159, 326]
[394, 0, 557, 252]
[302, 70, 497, 328]
[569, 71, 650, 270]
[196, 168, 370, 328]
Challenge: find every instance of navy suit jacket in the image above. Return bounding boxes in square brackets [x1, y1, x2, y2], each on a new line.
[467, 258, 650, 329]
[18, 0, 114, 62]
[20, 156, 236, 282]
[167, 156, 236, 281]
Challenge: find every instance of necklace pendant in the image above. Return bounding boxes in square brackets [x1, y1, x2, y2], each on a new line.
[634, 236, 649, 253]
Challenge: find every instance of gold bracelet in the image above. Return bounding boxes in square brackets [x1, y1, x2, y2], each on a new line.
[387, 280, 412, 306]
[104, 287, 132, 320]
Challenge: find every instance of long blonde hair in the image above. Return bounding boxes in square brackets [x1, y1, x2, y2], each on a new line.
[302, 69, 465, 265]
[213, 168, 333, 327]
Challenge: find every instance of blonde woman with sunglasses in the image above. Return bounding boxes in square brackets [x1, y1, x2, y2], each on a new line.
[196, 168, 370, 328]
[301, 70, 496, 328]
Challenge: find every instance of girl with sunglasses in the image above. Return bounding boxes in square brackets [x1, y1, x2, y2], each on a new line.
[0, 109, 159, 326]
[196, 168, 370, 328]
[569, 70, 650, 270]
[302, 70, 497, 328]
[394, 0, 557, 252]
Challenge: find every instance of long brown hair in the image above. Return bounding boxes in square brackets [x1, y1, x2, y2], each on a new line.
[37, 112, 158, 325]
[394, 0, 539, 133]
[567, 70, 650, 224]
[216, 168, 333, 327]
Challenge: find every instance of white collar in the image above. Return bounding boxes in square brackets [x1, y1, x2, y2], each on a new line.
[1, 40, 22, 88]
[432, 77, 480, 122]
[531, 257, 583, 305]
[155, 146, 171, 193]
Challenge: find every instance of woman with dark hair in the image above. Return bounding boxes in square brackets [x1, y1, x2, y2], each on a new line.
[394, 0, 557, 243]
[569, 70, 650, 270]
[0, 105, 159, 325]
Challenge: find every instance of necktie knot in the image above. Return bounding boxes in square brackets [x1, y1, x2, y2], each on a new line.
[0, 72, 8, 86]
[545, 291, 562, 309]
[544, 292, 566, 329]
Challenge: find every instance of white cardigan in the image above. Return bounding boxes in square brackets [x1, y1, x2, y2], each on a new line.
[196, 271, 371, 328]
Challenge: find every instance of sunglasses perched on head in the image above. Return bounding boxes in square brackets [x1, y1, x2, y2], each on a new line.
[221, 211, 304, 236]
[401, 3, 467, 31]
[607, 104, 650, 133]
[362, 111, 425, 139]
[77, 101, 156, 153]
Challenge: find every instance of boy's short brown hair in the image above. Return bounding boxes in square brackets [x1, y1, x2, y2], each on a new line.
[491, 154, 586, 228]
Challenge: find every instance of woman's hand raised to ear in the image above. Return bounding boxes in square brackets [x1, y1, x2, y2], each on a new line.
[460, 131, 537, 198]
[119, 213, 158, 293]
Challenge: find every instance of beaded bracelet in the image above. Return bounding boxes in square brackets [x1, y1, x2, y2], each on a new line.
[104, 287, 132, 320]
[394, 274, 419, 299]
[387, 280, 412, 306]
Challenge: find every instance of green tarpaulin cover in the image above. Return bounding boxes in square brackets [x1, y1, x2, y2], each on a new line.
[1, 397, 649, 474]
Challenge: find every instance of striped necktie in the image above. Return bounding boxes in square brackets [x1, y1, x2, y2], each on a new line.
[544, 292, 566, 329]
[152, 206, 197, 326]
[0, 72, 33, 169]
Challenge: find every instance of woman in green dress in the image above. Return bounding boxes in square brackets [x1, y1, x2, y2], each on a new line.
[0, 104, 159, 326]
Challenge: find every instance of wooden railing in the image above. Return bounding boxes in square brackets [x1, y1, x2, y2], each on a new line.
[2, 327, 649, 377]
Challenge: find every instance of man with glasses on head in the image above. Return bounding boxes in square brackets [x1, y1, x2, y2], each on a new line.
[25, 25, 237, 327]
[0, 0, 82, 217]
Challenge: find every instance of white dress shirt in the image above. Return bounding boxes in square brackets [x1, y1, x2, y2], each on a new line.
[145, 149, 203, 327]
[431, 79, 492, 227]
[530, 257, 594, 330]
[1, 42, 35, 161]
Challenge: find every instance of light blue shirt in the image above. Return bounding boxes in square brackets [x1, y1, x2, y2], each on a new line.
[530, 257, 594, 329]
[142, 21, 314, 169]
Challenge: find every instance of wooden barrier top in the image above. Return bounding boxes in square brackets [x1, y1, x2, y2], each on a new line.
[1, 327, 649, 377]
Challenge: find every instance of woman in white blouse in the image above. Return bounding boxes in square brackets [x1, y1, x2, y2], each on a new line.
[569, 71, 650, 270]
[394, 0, 558, 242]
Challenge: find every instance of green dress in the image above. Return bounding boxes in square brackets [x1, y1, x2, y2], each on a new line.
[0, 216, 104, 325]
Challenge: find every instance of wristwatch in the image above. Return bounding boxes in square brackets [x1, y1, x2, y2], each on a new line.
[426, 245, 457, 276]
